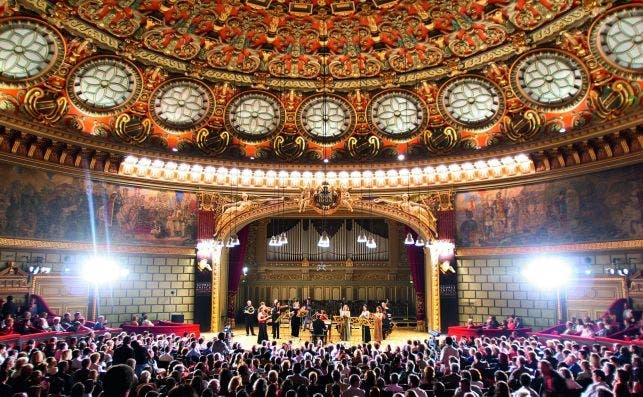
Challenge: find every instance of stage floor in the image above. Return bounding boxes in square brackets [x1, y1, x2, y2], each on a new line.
[202, 325, 432, 349]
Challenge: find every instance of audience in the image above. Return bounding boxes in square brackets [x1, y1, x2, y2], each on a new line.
[0, 296, 641, 397]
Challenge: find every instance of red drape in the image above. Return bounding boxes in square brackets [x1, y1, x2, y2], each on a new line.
[404, 227, 426, 321]
[227, 226, 250, 318]
[437, 209, 456, 241]
[197, 210, 216, 240]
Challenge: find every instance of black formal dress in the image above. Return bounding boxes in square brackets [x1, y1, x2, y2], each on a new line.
[312, 318, 327, 343]
[291, 306, 301, 337]
[257, 311, 269, 344]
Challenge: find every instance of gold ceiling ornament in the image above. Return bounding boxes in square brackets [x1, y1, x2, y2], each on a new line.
[273, 133, 306, 161]
[346, 134, 380, 160]
[423, 190, 456, 212]
[224, 90, 285, 144]
[422, 127, 459, 154]
[149, 78, 216, 133]
[22, 86, 69, 125]
[558, 31, 612, 87]
[76, 0, 144, 38]
[195, 127, 230, 156]
[499, 109, 546, 142]
[113, 113, 153, 145]
[587, 79, 638, 120]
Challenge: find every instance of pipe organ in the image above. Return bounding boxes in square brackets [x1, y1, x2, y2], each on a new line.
[266, 219, 388, 262]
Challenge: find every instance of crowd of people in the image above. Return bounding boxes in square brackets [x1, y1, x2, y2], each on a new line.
[0, 296, 108, 336]
[0, 320, 640, 397]
[560, 303, 641, 339]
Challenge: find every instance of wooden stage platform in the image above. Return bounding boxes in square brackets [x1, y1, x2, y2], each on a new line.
[202, 325, 433, 349]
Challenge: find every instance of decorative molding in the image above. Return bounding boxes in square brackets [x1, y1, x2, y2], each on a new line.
[0, 237, 196, 256]
[457, 239, 643, 257]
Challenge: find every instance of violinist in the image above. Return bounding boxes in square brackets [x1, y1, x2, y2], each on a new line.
[271, 299, 281, 339]
[257, 303, 269, 344]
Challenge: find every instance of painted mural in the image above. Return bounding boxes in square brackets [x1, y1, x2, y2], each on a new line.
[0, 163, 196, 246]
[456, 164, 643, 247]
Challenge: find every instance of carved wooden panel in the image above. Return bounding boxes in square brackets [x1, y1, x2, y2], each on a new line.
[566, 278, 624, 320]
[32, 275, 89, 317]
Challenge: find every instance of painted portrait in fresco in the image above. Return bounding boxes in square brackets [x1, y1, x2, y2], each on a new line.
[0, 163, 196, 246]
[455, 164, 642, 247]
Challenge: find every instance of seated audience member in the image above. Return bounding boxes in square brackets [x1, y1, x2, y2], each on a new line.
[129, 315, 139, 326]
[0, 317, 14, 335]
[60, 312, 73, 330]
[506, 317, 516, 330]
[465, 318, 475, 328]
[562, 321, 576, 335]
[580, 324, 595, 338]
[93, 315, 107, 330]
[15, 311, 36, 334]
[141, 315, 154, 326]
[485, 315, 499, 329]
[51, 317, 65, 332]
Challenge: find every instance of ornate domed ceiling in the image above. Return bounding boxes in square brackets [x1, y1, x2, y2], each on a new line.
[0, 0, 640, 170]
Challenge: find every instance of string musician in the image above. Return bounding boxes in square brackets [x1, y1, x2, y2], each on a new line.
[256, 302, 269, 344]
[290, 299, 301, 338]
[270, 299, 281, 339]
[243, 300, 256, 336]
[381, 300, 393, 339]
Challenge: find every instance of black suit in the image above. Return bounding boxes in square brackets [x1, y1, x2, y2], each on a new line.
[312, 318, 327, 343]
[271, 305, 280, 339]
[112, 344, 134, 365]
[243, 305, 255, 335]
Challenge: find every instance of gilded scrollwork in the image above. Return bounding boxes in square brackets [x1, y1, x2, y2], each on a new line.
[195, 128, 230, 156]
[23, 87, 69, 125]
[113, 113, 152, 144]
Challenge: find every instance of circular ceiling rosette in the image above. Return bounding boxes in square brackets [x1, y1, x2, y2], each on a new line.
[367, 89, 428, 143]
[0, 17, 65, 87]
[224, 90, 285, 144]
[510, 49, 589, 112]
[296, 93, 356, 147]
[438, 75, 505, 131]
[67, 56, 142, 116]
[589, 4, 643, 79]
[150, 78, 215, 133]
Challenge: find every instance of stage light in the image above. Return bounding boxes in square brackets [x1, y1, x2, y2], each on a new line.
[523, 257, 572, 290]
[82, 257, 129, 284]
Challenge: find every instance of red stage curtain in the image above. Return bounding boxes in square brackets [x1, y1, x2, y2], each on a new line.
[405, 227, 425, 321]
[227, 226, 250, 318]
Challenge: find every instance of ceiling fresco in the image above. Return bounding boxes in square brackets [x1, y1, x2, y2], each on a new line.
[0, 0, 640, 165]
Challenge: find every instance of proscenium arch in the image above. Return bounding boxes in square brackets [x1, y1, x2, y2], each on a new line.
[209, 199, 442, 333]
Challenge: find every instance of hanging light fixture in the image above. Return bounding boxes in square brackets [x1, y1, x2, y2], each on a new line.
[366, 236, 377, 249]
[268, 235, 279, 247]
[279, 232, 288, 245]
[404, 232, 415, 245]
[357, 231, 367, 243]
[317, 230, 330, 248]
[415, 236, 425, 247]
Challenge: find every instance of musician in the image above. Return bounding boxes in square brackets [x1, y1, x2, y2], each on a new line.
[302, 297, 313, 331]
[243, 300, 256, 336]
[271, 299, 281, 339]
[318, 310, 329, 321]
[290, 299, 301, 338]
[339, 304, 351, 341]
[360, 305, 371, 343]
[311, 313, 327, 344]
[257, 305, 269, 344]
[381, 300, 393, 339]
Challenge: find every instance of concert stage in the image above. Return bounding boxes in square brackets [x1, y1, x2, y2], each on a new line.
[202, 326, 434, 349]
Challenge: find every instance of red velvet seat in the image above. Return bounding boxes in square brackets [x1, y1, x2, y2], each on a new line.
[447, 326, 532, 339]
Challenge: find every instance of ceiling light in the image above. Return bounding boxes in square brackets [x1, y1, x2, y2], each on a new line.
[397, 153, 405, 161]
[323, 158, 329, 163]
[279, 232, 288, 245]
[268, 236, 279, 247]
[415, 237, 425, 247]
[404, 232, 415, 245]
